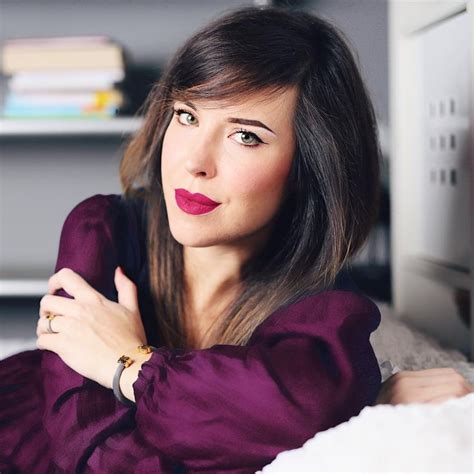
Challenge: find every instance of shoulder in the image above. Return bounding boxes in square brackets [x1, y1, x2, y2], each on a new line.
[58, 193, 142, 261]
[54, 192, 147, 294]
[64, 193, 122, 224]
[62, 192, 146, 235]
[56, 194, 125, 259]
[250, 290, 381, 343]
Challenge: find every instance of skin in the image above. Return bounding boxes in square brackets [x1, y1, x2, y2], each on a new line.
[37, 267, 151, 403]
[161, 86, 298, 342]
[375, 367, 474, 405]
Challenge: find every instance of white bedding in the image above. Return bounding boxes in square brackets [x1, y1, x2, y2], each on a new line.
[258, 392, 473, 473]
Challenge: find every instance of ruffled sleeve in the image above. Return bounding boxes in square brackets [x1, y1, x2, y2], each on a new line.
[126, 289, 382, 472]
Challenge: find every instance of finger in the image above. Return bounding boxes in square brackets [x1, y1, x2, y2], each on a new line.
[399, 370, 473, 392]
[114, 266, 139, 314]
[394, 368, 468, 385]
[422, 382, 471, 403]
[48, 268, 101, 302]
[426, 394, 457, 405]
[36, 332, 62, 353]
[39, 293, 79, 319]
[36, 314, 67, 337]
[413, 374, 471, 390]
[398, 367, 462, 377]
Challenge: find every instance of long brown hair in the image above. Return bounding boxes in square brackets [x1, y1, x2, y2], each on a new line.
[119, 6, 381, 350]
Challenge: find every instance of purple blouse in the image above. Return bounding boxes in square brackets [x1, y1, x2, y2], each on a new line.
[0, 193, 382, 473]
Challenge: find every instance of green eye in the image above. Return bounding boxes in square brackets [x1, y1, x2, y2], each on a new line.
[239, 131, 257, 145]
[184, 113, 197, 125]
[234, 129, 263, 147]
[174, 108, 197, 125]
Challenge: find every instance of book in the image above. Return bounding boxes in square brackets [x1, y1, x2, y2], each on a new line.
[8, 69, 125, 92]
[6, 89, 124, 108]
[4, 103, 119, 118]
[2, 44, 124, 73]
[3, 35, 110, 48]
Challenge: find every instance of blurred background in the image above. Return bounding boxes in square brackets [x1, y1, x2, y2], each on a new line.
[0, 0, 471, 360]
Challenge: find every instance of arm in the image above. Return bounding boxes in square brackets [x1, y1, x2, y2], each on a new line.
[41, 194, 122, 448]
[87, 290, 381, 472]
[40, 194, 177, 472]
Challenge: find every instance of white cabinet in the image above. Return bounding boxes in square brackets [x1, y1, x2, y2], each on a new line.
[389, 0, 474, 359]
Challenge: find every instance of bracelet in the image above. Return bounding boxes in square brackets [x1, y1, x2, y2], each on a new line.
[113, 344, 157, 405]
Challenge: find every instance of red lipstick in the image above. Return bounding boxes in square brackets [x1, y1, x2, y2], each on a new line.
[175, 188, 221, 215]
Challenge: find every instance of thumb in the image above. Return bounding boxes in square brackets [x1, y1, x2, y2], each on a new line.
[115, 266, 139, 314]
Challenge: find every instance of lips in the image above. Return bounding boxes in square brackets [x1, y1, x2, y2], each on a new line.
[174, 188, 221, 215]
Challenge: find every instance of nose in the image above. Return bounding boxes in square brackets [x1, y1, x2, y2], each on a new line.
[183, 130, 218, 178]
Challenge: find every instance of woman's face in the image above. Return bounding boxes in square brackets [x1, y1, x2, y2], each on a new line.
[161, 86, 298, 250]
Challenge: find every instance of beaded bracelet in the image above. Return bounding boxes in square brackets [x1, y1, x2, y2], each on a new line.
[113, 344, 158, 405]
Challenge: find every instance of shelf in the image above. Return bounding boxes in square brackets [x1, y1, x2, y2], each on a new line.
[0, 279, 48, 297]
[404, 255, 471, 291]
[0, 116, 144, 137]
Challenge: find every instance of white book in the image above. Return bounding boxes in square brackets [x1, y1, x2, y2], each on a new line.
[9, 69, 125, 92]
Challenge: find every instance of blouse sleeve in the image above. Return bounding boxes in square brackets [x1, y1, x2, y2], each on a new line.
[51, 193, 123, 301]
[41, 194, 122, 447]
[40, 194, 179, 472]
[129, 290, 382, 472]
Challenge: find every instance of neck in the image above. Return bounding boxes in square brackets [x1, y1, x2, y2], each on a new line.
[183, 245, 245, 317]
[182, 221, 273, 337]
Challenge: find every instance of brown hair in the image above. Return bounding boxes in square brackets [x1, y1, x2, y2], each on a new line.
[119, 6, 381, 350]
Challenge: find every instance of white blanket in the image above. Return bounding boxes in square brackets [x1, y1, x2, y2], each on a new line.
[258, 392, 473, 473]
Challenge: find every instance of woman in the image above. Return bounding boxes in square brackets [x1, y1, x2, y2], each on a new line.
[0, 6, 471, 474]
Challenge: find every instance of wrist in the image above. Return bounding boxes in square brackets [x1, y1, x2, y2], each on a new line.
[113, 344, 156, 404]
[119, 352, 153, 403]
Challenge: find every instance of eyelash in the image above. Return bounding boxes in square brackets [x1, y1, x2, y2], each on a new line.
[172, 108, 264, 148]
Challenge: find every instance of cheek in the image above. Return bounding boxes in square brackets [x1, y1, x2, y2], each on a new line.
[229, 157, 293, 209]
[161, 124, 180, 180]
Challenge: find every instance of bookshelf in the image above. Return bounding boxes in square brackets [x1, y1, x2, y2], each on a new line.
[0, 117, 143, 137]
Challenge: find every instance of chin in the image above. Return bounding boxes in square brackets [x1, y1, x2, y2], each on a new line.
[171, 234, 224, 248]
[167, 222, 223, 248]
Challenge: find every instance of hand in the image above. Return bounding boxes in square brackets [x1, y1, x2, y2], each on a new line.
[36, 266, 147, 390]
[375, 367, 474, 405]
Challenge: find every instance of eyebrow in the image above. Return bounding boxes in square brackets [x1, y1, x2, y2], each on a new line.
[182, 100, 276, 136]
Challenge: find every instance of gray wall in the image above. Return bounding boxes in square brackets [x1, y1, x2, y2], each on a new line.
[0, 0, 388, 349]
[1, 0, 388, 122]
[309, 0, 388, 125]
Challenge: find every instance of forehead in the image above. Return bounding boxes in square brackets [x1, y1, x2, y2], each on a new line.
[175, 86, 299, 116]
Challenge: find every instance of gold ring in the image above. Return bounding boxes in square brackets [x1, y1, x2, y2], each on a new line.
[45, 312, 59, 333]
[45, 311, 57, 320]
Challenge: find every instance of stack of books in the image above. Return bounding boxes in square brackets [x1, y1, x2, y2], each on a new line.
[1, 35, 128, 119]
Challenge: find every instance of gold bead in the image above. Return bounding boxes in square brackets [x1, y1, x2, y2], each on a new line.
[117, 355, 133, 368]
[137, 344, 153, 354]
